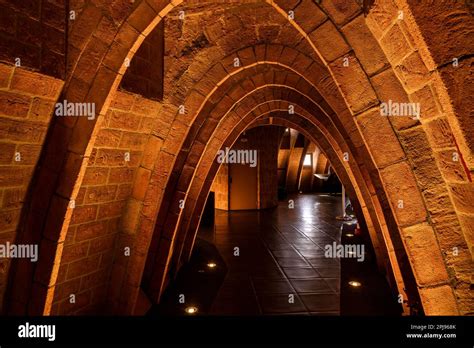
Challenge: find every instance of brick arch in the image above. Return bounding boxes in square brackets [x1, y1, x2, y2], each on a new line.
[92, 0, 470, 316]
[107, 57, 368, 313]
[136, 34, 469, 313]
[138, 80, 417, 317]
[137, 38, 467, 312]
[176, 112, 379, 267]
[98, 1, 472, 314]
[168, 95, 383, 266]
[172, 105, 405, 293]
[177, 113, 361, 258]
[5, 0, 471, 316]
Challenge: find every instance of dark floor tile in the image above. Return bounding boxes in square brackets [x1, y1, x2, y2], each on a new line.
[292, 244, 321, 251]
[296, 227, 318, 234]
[252, 279, 293, 294]
[258, 293, 306, 314]
[275, 257, 309, 267]
[272, 249, 300, 258]
[315, 267, 340, 277]
[290, 279, 333, 293]
[282, 267, 320, 279]
[309, 237, 336, 245]
[306, 257, 340, 268]
[300, 293, 340, 312]
[266, 242, 294, 251]
[299, 249, 326, 258]
[324, 278, 340, 293]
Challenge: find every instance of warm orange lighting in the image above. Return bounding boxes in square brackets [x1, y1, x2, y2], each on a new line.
[346, 233, 354, 237]
[185, 306, 198, 314]
[207, 262, 217, 269]
[348, 281, 361, 287]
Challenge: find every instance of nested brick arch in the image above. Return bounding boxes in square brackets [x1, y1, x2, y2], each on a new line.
[171, 105, 405, 289]
[113, 0, 472, 316]
[137, 61, 396, 304]
[94, 41, 416, 312]
[137, 31, 470, 312]
[4, 0, 472, 316]
[134, 33, 470, 316]
[136, 79, 414, 317]
[152, 82, 425, 311]
[173, 102, 383, 261]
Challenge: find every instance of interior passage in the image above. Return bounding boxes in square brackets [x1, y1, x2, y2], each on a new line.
[208, 194, 342, 315]
[0, 0, 472, 317]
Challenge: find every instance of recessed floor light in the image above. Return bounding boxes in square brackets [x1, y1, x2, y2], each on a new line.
[348, 281, 361, 287]
[185, 306, 198, 314]
[346, 233, 354, 237]
[207, 262, 217, 269]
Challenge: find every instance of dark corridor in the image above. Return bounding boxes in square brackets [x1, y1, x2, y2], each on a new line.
[149, 194, 400, 316]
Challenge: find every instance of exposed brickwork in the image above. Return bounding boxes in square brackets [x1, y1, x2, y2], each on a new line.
[51, 90, 162, 315]
[255, 126, 281, 208]
[0, 0, 471, 317]
[211, 164, 228, 210]
[0, 0, 67, 78]
[0, 64, 63, 311]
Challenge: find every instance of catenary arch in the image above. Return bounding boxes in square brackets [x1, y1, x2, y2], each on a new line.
[107, 45, 470, 319]
[6, 0, 471, 316]
[138, 80, 417, 317]
[130, 37, 462, 316]
[175, 103, 390, 269]
[171, 106, 412, 307]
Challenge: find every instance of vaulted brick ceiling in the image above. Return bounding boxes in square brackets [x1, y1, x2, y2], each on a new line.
[0, 0, 472, 317]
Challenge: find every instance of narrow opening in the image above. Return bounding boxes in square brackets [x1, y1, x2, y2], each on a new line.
[303, 153, 312, 166]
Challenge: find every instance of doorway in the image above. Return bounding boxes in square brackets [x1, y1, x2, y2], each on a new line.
[229, 162, 258, 210]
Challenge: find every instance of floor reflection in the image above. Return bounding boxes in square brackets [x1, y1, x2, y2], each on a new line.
[149, 193, 401, 316]
[204, 194, 343, 315]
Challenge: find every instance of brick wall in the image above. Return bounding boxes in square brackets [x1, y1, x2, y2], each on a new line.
[51, 90, 162, 315]
[211, 163, 228, 210]
[0, 63, 63, 312]
[255, 126, 281, 209]
[0, 0, 66, 78]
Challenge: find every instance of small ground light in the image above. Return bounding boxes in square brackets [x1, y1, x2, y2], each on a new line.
[346, 233, 354, 237]
[348, 281, 361, 287]
[207, 262, 217, 268]
[185, 306, 198, 314]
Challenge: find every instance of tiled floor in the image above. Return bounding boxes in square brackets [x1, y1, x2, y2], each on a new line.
[202, 194, 344, 315]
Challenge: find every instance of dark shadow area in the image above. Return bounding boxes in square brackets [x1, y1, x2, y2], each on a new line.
[147, 238, 227, 316]
[149, 194, 402, 316]
[340, 222, 403, 315]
